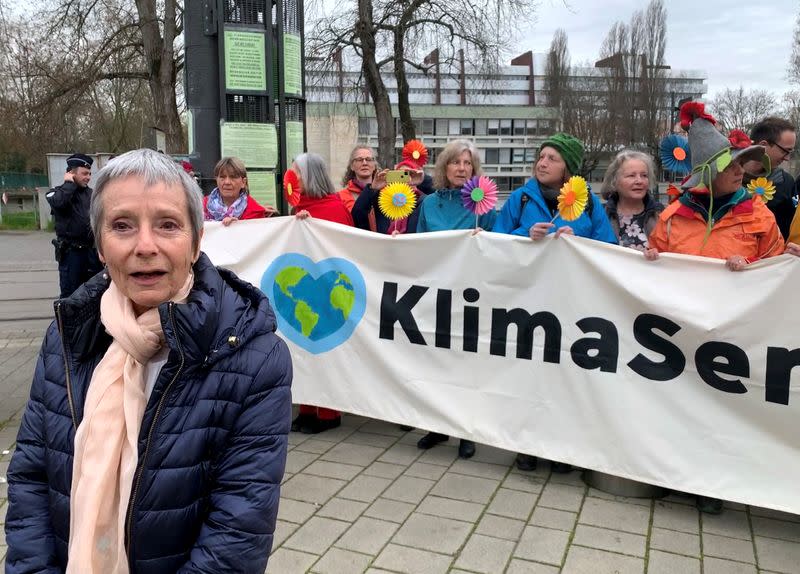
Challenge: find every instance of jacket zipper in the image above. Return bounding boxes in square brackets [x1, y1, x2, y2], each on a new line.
[124, 302, 185, 566]
[55, 302, 77, 430]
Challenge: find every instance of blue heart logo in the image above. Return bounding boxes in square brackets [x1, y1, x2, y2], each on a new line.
[261, 253, 366, 354]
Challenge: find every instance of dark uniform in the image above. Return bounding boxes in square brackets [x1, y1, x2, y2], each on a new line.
[46, 154, 103, 298]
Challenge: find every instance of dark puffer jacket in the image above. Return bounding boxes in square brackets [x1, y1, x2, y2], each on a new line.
[4, 253, 292, 574]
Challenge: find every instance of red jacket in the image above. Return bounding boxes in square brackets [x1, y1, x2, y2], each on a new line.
[203, 194, 270, 221]
[295, 194, 354, 226]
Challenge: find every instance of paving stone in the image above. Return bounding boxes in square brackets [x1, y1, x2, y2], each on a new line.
[377, 443, 421, 466]
[311, 547, 372, 574]
[475, 513, 525, 541]
[505, 559, 560, 573]
[701, 509, 751, 540]
[470, 445, 516, 466]
[449, 459, 509, 480]
[295, 438, 336, 455]
[359, 420, 408, 437]
[579, 497, 650, 535]
[503, 471, 547, 494]
[573, 524, 646, 557]
[321, 442, 385, 467]
[331, 471, 392, 503]
[364, 498, 416, 523]
[363, 461, 407, 480]
[284, 450, 319, 474]
[304, 460, 364, 481]
[754, 535, 800, 573]
[561, 545, 644, 574]
[415, 444, 459, 466]
[702, 532, 755, 563]
[702, 557, 757, 574]
[646, 549, 700, 574]
[586, 487, 652, 507]
[403, 461, 448, 481]
[652, 501, 700, 534]
[751, 515, 800, 542]
[392, 513, 472, 555]
[283, 516, 350, 555]
[272, 520, 299, 548]
[282, 473, 346, 505]
[374, 543, 452, 574]
[345, 431, 399, 448]
[529, 506, 577, 531]
[316, 497, 369, 522]
[417, 495, 484, 522]
[382, 475, 435, 504]
[335, 516, 399, 555]
[514, 525, 570, 565]
[453, 533, 514, 573]
[430, 473, 499, 504]
[311, 425, 357, 443]
[265, 548, 319, 574]
[536, 482, 585, 512]
[546, 468, 586, 487]
[649, 527, 700, 557]
[365, 570, 398, 574]
[278, 498, 319, 524]
[487, 488, 536, 520]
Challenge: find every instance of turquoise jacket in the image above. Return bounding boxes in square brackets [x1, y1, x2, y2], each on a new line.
[416, 188, 497, 232]
[493, 178, 617, 243]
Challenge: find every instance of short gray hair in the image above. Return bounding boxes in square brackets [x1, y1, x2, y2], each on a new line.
[294, 153, 336, 199]
[600, 149, 657, 200]
[90, 149, 204, 251]
[433, 139, 482, 188]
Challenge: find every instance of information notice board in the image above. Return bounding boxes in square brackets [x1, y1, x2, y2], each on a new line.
[220, 122, 278, 168]
[224, 30, 267, 92]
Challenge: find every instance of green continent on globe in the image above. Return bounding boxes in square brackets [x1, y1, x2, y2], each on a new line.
[275, 266, 308, 297]
[294, 300, 319, 337]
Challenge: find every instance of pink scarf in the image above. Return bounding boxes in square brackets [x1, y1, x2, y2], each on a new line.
[67, 275, 193, 574]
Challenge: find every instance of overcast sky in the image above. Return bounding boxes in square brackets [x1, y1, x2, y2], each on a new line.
[516, 0, 797, 99]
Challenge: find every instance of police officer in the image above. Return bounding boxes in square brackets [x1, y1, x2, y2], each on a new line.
[46, 153, 103, 298]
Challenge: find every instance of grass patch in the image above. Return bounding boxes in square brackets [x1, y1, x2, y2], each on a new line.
[0, 211, 39, 230]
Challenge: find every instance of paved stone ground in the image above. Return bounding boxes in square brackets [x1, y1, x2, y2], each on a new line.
[0, 332, 799, 573]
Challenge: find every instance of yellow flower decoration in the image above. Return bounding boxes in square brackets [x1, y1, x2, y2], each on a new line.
[378, 182, 416, 220]
[746, 177, 776, 202]
[557, 176, 589, 221]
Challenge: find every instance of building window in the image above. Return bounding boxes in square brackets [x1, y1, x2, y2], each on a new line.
[488, 119, 499, 135]
[513, 120, 526, 136]
[499, 148, 511, 164]
[500, 119, 512, 135]
[435, 119, 448, 135]
[524, 148, 536, 164]
[475, 119, 487, 135]
[422, 118, 435, 135]
[485, 148, 499, 164]
[449, 119, 461, 135]
[460, 119, 473, 135]
[527, 119, 537, 135]
[512, 148, 526, 164]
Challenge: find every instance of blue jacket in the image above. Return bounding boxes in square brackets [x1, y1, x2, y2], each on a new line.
[4, 254, 292, 574]
[416, 188, 497, 232]
[493, 178, 617, 243]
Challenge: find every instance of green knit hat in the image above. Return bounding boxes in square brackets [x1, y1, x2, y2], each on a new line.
[539, 133, 584, 176]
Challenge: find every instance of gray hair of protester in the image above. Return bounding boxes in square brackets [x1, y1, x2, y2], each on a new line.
[90, 148, 205, 251]
[294, 152, 337, 199]
[600, 149, 658, 200]
[433, 139, 483, 189]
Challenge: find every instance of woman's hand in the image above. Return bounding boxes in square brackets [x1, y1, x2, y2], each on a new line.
[554, 226, 574, 238]
[529, 222, 554, 241]
[295, 210, 311, 220]
[786, 242, 800, 257]
[391, 229, 400, 237]
[643, 248, 659, 261]
[372, 169, 389, 191]
[265, 205, 279, 218]
[725, 254, 749, 271]
[408, 168, 425, 186]
[222, 216, 239, 227]
[471, 227, 483, 236]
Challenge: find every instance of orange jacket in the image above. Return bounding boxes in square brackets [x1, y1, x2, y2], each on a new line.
[338, 179, 376, 231]
[787, 205, 800, 244]
[649, 195, 784, 262]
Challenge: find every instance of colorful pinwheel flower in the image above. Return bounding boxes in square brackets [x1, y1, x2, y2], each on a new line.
[747, 177, 776, 202]
[660, 134, 692, 174]
[379, 182, 416, 220]
[461, 176, 498, 215]
[402, 140, 428, 167]
[283, 169, 302, 207]
[557, 176, 589, 221]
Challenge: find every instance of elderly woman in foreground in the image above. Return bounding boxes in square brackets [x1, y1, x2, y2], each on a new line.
[5, 149, 292, 573]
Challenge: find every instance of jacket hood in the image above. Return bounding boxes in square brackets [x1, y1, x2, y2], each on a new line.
[55, 253, 276, 368]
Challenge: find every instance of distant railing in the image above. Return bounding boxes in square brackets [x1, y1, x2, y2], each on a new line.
[0, 172, 49, 189]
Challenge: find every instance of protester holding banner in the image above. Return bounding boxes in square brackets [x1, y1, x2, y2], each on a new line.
[415, 139, 497, 233]
[203, 156, 276, 225]
[339, 145, 378, 230]
[493, 133, 616, 243]
[600, 150, 664, 251]
[647, 103, 784, 272]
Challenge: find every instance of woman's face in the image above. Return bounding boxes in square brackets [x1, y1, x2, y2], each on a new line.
[712, 159, 745, 196]
[351, 149, 376, 181]
[616, 159, 649, 202]
[216, 169, 247, 203]
[535, 146, 567, 188]
[98, 176, 200, 316]
[445, 149, 474, 188]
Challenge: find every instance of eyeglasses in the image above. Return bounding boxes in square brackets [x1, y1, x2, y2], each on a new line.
[769, 141, 795, 158]
[352, 157, 375, 163]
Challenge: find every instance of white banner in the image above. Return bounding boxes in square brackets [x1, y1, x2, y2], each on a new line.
[203, 217, 800, 513]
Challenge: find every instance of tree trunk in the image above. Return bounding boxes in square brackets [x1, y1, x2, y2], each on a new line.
[393, 26, 415, 143]
[357, 0, 395, 168]
[136, 0, 185, 152]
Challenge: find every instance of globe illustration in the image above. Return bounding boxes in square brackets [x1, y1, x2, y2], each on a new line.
[273, 266, 356, 341]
